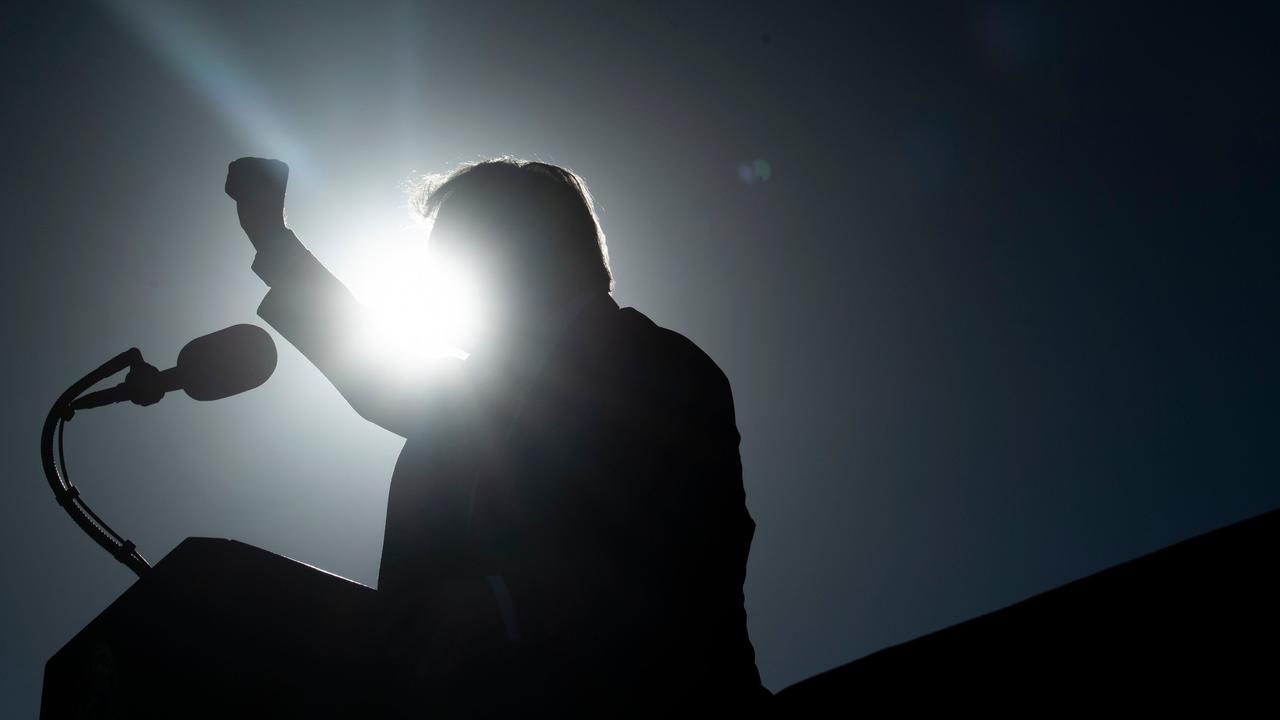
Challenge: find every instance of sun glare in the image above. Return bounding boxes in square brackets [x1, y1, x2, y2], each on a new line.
[342, 233, 484, 372]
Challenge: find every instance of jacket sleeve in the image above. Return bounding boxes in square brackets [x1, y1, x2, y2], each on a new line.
[526, 336, 747, 684]
[250, 226, 461, 438]
[637, 350, 748, 605]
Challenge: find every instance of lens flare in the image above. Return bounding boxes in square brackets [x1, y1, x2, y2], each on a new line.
[343, 236, 483, 373]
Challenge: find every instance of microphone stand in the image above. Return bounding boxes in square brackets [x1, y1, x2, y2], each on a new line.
[41, 348, 155, 577]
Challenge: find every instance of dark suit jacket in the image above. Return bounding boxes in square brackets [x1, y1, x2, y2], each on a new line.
[252, 231, 770, 714]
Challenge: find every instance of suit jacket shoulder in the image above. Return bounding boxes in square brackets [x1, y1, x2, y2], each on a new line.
[600, 306, 738, 423]
[555, 304, 748, 560]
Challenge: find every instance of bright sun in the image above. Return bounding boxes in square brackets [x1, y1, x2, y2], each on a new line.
[340, 228, 484, 371]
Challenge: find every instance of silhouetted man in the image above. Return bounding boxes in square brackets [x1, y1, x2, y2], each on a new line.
[225, 157, 769, 715]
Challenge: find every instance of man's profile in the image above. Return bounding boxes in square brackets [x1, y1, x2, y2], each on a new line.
[225, 156, 768, 714]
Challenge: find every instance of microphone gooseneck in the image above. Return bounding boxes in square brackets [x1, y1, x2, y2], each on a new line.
[43, 324, 279, 577]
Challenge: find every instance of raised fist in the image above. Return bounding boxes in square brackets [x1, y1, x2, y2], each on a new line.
[225, 157, 288, 204]
[225, 157, 289, 241]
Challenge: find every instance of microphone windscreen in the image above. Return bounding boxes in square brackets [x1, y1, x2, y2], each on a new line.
[175, 324, 278, 401]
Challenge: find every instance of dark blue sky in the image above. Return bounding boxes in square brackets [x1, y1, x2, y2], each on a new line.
[3, 1, 1278, 715]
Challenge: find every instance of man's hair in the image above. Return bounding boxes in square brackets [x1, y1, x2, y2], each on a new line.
[410, 157, 614, 295]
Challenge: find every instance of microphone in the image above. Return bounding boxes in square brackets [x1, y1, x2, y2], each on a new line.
[71, 324, 278, 411]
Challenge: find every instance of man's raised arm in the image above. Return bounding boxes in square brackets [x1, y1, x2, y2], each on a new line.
[225, 157, 459, 438]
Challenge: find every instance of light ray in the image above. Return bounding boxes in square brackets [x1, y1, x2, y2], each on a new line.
[101, 0, 308, 170]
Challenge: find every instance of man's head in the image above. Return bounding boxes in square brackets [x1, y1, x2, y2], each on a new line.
[412, 158, 613, 342]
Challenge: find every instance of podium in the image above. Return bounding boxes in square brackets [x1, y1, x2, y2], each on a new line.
[40, 538, 381, 719]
